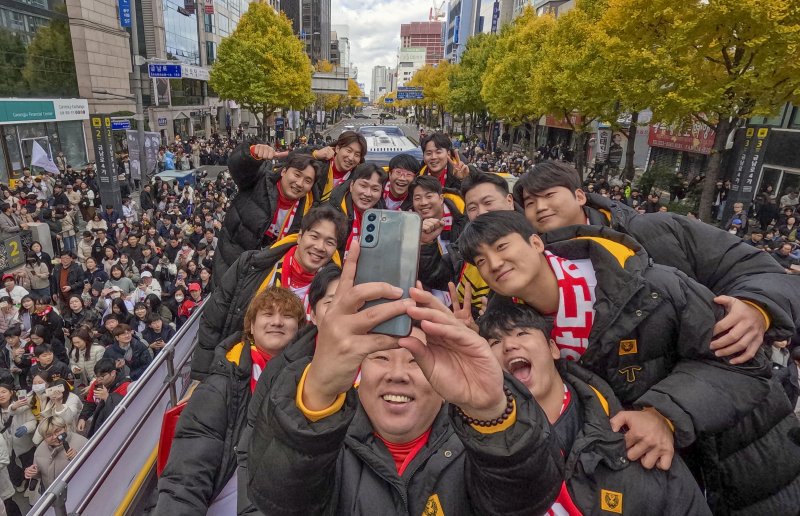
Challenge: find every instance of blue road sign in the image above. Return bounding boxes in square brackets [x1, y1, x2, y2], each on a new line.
[397, 87, 424, 100]
[148, 64, 182, 78]
[111, 120, 131, 130]
[119, 0, 131, 27]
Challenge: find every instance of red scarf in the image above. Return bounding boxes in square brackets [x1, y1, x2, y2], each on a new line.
[265, 183, 300, 240]
[376, 428, 432, 476]
[345, 208, 363, 253]
[249, 345, 272, 392]
[331, 160, 349, 186]
[420, 164, 448, 187]
[383, 182, 407, 210]
[546, 251, 595, 361]
[281, 246, 315, 291]
[545, 384, 582, 515]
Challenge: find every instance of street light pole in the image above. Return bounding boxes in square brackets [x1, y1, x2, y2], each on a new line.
[129, 0, 147, 184]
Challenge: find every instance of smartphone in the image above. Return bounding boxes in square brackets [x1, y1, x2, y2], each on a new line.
[354, 209, 421, 337]
[45, 385, 64, 397]
[16, 390, 26, 398]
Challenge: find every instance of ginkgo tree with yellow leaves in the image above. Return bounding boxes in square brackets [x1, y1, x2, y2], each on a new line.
[408, 61, 452, 128]
[209, 2, 313, 137]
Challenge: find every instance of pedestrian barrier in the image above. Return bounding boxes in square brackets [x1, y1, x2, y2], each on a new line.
[27, 305, 204, 516]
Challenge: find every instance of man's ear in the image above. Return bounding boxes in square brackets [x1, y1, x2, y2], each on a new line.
[529, 234, 545, 252]
[548, 339, 560, 360]
[574, 188, 587, 206]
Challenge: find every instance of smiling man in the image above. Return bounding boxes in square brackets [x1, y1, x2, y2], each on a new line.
[327, 163, 387, 255]
[215, 146, 318, 282]
[157, 287, 306, 515]
[192, 206, 348, 380]
[419, 132, 468, 194]
[306, 131, 368, 202]
[383, 154, 419, 211]
[459, 210, 800, 514]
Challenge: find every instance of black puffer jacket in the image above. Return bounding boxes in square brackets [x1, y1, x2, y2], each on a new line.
[326, 179, 386, 255]
[560, 362, 711, 515]
[247, 357, 563, 515]
[155, 333, 251, 514]
[213, 143, 314, 283]
[502, 225, 800, 514]
[191, 238, 297, 380]
[568, 193, 800, 339]
[416, 196, 468, 291]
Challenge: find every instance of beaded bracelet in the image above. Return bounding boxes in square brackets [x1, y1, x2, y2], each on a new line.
[455, 387, 515, 427]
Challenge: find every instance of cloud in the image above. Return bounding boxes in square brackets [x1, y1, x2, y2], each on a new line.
[332, 0, 434, 96]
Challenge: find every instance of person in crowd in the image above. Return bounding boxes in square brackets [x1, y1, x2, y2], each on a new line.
[116, 253, 141, 284]
[141, 315, 175, 356]
[131, 302, 150, 334]
[418, 132, 469, 194]
[32, 378, 82, 445]
[0, 275, 27, 306]
[328, 163, 387, 255]
[27, 342, 72, 386]
[1, 383, 36, 492]
[131, 270, 162, 304]
[83, 256, 108, 287]
[77, 358, 131, 437]
[145, 293, 172, 325]
[514, 161, 800, 364]
[410, 175, 466, 305]
[214, 148, 318, 282]
[102, 324, 152, 381]
[68, 328, 105, 393]
[104, 264, 136, 295]
[49, 251, 84, 310]
[775, 347, 800, 411]
[62, 295, 98, 337]
[90, 228, 112, 264]
[479, 303, 711, 514]
[191, 206, 347, 380]
[23, 252, 51, 300]
[246, 245, 561, 515]
[1, 326, 30, 388]
[101, 246, 119, 276]
[772, 242, 799, 272]
[458, 210, 800, 514]
[383, 154, 419, 211]
[0, 298, 19, 337]
[0, 203, 27, 239]
[156, 287, 307, 513]
[307, 131, 368, 202]
[25, 415, 88, 491]
[29, 242, 53, 275]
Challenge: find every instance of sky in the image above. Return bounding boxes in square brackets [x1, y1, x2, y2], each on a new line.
[331, 0, 434, 95]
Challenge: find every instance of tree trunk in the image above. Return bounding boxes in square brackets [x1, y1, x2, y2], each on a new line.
[622, 111, 639, 181]
[574, 131, 587, 182]
[698, 116, 732, 222]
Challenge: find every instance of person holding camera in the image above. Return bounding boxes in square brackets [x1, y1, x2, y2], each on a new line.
[77, 358, 131, 437]
[0, 383, 36, 492]
[31, 379, 81, 446]
[25, 415, 87, 494]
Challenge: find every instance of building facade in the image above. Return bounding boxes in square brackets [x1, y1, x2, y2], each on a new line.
[370, 65, 392, 102]
[445, 0, 480, 63]
[400, 21, 444, 65]
[278, 0, 331, 63]
[396, 47, 426, 88]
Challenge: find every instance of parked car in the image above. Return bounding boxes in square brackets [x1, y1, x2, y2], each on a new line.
[353, 113, 370, 119]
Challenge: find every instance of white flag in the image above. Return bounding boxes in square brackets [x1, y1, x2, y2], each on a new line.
[31, 140, 60, 175]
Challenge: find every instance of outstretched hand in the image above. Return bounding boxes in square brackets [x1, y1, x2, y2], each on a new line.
[303, 241, 411, 410]
[399, 287, 506, 421]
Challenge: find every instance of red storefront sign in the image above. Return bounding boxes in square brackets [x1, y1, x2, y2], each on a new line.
[205, 0, 214, 13]
[544, 113, 584, 130]
[647, 121, 716, 155]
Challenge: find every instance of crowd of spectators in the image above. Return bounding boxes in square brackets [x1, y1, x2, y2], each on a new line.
[0, 133, 239, 510]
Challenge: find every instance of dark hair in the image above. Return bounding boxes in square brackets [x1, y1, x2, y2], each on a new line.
[333, 131, 367, 161]
[309, 264, 342, 311]
[388, 153, 420, 173]
[791, 347, 800, 362]
[34, 343, 53, 357]
[350, 163, 388, 186]
[409, 175, 442, 197]
[112, 323, 132, 337]
[111, 297, 130, 317]
[147, 314, 163, 325]
[70, 327, 95, 362]
[461, 169, 509, 198]
[458, 211, 535, 265]
[110, 264, 125, 276]
[513, 161, 581, 206]
[0, 296, 11, 305]
[282, 153, 318, 177]
[478, 301, 550, 342]
[145, 293, 163, 313]
[420, 132, 451, 152]
[94, 357, 117, 376]
[301, 205, 349, 248]
[749, 228, 764, 236]
[133, 302, 149, 320]
[3, 325, 21, 338]
[60, 249, 75, 258]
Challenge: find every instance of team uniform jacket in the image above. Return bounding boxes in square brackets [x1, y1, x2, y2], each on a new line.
[247, 357, 563, 516]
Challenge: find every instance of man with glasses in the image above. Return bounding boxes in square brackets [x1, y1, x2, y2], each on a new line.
[77, 358, 131, 437]
[25, 415, 87, 491]
[383, 154, 419, 211]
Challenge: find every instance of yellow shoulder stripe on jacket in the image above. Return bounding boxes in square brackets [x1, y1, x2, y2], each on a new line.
[443, 193, 465, 214]
[575, 236, 634, 268]
[599, 208, 612, 223]
[225, 342, 246, 365]
[271, 233, 300, 249]
[588, 385, 610, 417]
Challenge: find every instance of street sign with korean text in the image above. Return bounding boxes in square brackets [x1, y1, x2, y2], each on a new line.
[89, 115, 123, 214]
[158, 117, 168, 127]
[397, 87, 424, 100]
[111, 119, 131, 130]
[119, 0, 131, 27]
[148, 64, 182, 78]
[384, 98, 394, 103]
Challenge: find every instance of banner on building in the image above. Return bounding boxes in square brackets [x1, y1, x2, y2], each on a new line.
[90, 115, 123, 214]
[126, 130, 162, 180]
[119, 0, 131, 28]
[647, 121, 715, 155]
[491, 0, 500, 33]
[205, 0, 214, 13]
[595, 126, 612, 163]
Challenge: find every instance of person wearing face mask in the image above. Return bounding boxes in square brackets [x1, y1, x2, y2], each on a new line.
[155, 287, 306, 514]
[214, 147, 318, 283]
[327, 163, 388, 256]
[192, 206, 347, 380]
[31, 379, 81, 446]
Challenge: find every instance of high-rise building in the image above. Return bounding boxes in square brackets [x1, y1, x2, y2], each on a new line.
[445, 0, 481, 62]
[396, 47, 426, 87]
[371, 65, 392, 102]
[332, 24, 351, 73]
[278, 0, 331, 63]
[513, 0, 574, 18]
[478, 0, 514, 34]
[400, 21, 444, 65]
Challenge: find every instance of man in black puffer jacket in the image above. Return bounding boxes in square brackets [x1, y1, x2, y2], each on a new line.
[213, 142, 318, 283]
[191, 206, 347, 380]
[459, 211, 800, 515]
[326, 163, 386, 256]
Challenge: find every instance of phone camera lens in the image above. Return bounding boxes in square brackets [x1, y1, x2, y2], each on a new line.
[367, 213, 377, 222]
[366, 224, 375, 232]
[364, 235, 374, 243]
